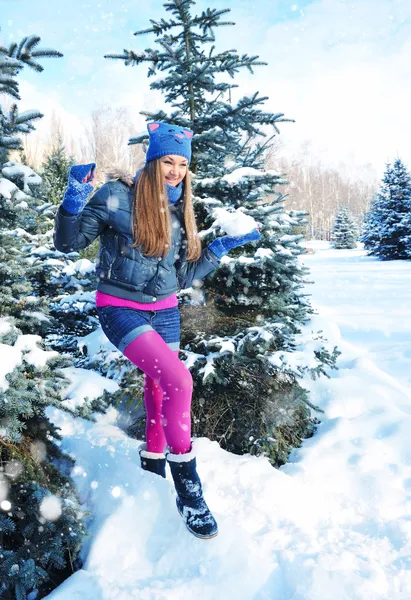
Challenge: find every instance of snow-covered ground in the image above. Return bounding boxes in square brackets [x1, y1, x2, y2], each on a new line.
[45, 243, 411, 600]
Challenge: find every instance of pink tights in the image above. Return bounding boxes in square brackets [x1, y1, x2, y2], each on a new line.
[123, 330, 192, 454]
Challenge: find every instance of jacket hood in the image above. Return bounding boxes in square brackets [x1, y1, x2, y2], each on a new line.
[105, 168, 134, 187]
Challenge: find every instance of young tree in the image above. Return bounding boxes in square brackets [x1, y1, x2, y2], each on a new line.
[105, 0, 338, 465]
[41, 131, 75, 206]
[331, 205, 358, 249]
[361, 159, 411, 260]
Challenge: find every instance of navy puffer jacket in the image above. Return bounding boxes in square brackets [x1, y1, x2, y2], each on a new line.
[53, 171, 221, 303]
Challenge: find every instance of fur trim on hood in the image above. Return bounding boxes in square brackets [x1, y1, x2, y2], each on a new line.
[105, 168, 134, 187]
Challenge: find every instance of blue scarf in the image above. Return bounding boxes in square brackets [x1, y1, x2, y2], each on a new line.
[134, 169, 183, 205]
[166, 181, 183, 205]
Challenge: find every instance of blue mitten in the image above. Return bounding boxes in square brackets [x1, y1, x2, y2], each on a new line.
[208, 228, 261, 259]
[61, 163, 96, 215]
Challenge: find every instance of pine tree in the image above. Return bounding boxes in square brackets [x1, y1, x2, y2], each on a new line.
[361, 197, 383, 254]
[41, 132, 75, 206]
[0, 34, 89, 600]
[0, 31, 63, 322]
[331, 205, 358, 249]
[0, 194, 89, 600]
[105, 0, 339, 465]
[0, 320, 87, 598]
[361, 159, 411, 260]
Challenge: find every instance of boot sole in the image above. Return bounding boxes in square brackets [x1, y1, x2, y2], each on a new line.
[177, 507, 219, 540]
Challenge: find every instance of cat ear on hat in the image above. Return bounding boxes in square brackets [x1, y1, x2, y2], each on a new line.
[147, 122, 160, 133]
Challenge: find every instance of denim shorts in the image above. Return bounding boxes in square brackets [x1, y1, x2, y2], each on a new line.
[96, 305, 180, 353]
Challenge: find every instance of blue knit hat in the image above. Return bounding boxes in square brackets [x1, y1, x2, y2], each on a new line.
[145, 122, 193, 164]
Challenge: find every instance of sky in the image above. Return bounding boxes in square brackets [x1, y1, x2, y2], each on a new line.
[1, 0, 410, 178]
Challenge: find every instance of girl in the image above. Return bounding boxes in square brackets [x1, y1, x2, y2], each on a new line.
[54, 122, 261, 540]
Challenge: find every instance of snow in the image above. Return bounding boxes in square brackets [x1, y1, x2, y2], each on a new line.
[32, 245, 60, 257]
[0, 317, 13, 336]
[222, 167, 280, 183]
[181, 349, 204, 371]
[1, 162, 42, 194]
[65, 258, 96, 276]
[13, 334, 59, 369]
[8, 227, 35, 239]
[238, 255, 256, 264]
[40, 257, 96, 277]
[41, 258, 67, 268]
[76, 323, 120, 359]
[14, 200, 29, 209]
[0, 177, 28, 201]
[55, 291, 97, 313]
[255, 247, 274, 259]
[275, 244, 293, 256]
[267, 328, 330, 372]
[43, 242, 411, 599]
[0, 343, 22, 391]
[196, 334, 236, 357]
[0, 333, 58, 388]
[198, 354, 217, 383]
[201, 167, 283, 187]
[59, 366, 119, 411]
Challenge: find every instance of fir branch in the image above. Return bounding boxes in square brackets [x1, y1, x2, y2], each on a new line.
[194, 7, 234, 34]
[104, 49, 159, 67]
[135, 18, 181, 37]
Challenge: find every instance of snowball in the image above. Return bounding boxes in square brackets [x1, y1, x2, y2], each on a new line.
[211, 207, 258, 237]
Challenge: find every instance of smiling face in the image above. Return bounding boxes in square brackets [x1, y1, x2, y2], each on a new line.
[159, 154, 188, 186]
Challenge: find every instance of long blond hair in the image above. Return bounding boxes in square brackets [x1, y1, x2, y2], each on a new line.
[131, 159, 202, 261]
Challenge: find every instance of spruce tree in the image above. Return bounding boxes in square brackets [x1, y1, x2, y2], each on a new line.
[41, 132, 75, 206]
[0, 34, 89, 600]
[361, 196, 383, 254]
[105, 0, 338, 465]
[331, 205, 358, 249]
[0, 189, 88, 600]
[361, 159, 411, 260]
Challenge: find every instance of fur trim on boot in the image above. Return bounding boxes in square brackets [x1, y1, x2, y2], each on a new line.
[166, 443, 218, 539]
[138, 443, 166, 478]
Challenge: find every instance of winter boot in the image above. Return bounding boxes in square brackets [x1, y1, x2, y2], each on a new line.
[166, 443, 218, 539]
[138, 443, 166, 479]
